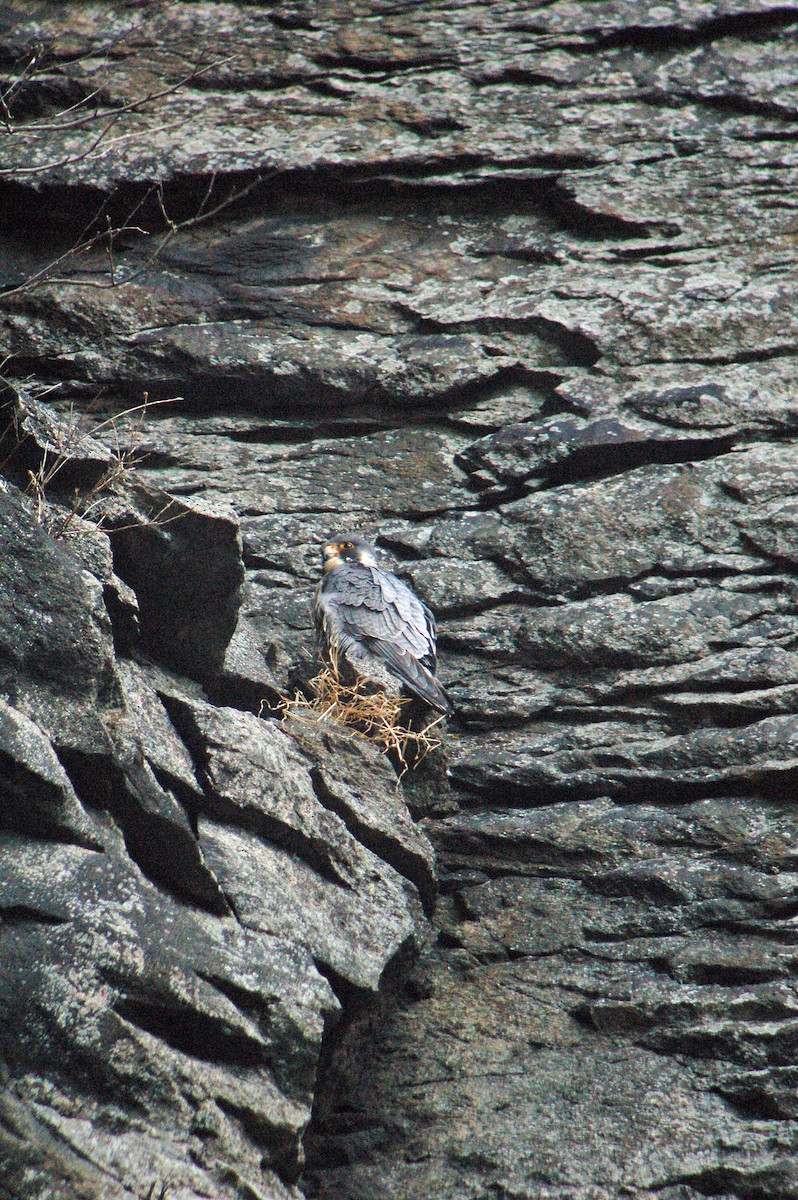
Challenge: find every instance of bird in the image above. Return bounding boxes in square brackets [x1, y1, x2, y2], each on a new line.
[314, 533, 454, 715]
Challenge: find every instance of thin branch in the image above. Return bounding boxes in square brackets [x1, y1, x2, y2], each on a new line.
[193, 171, 219, 223]
[0, 110, 123, 176]
[105, 214, 116, 286]
[1, 108, 199, 179]
[80, 395, 177, 442]
[0, 47, 42, 130]
[5, 171, 270, 295]
[0, 41, 233, 194]
[6, 53, 235, 135]
[83, 113, 194, 155]
[0, 210, 150, 296]
[171, 170, 268, 230]
[0, 38, 270, 298]
[15, 83, 107, 128]
[0, 16, 172, 131]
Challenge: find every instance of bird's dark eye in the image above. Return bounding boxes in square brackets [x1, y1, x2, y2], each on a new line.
[343, 541, 353, 549]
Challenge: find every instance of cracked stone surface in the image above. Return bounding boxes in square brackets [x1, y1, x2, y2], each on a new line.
[3, 2, 798, 1198]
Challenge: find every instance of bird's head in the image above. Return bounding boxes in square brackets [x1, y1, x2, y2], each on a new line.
[322, 534, 378, 572]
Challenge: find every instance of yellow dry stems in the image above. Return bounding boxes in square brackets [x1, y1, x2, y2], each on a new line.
[26, 444, 132, 538]
[4, 388, 178, 538]
[280, 662, 444, 775]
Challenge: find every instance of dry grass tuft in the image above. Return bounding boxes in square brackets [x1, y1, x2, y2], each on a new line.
[280, 662, 444, 775]
[0, 381, 179, 539]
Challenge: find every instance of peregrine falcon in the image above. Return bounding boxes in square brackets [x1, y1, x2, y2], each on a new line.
[314, 533, 454, 715]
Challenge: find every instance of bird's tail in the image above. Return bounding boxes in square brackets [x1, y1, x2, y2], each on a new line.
[416, 670, 455, 715]
[371, 641, 455, 714]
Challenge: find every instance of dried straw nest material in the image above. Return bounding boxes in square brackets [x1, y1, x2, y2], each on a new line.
[280, 664, 444, 774]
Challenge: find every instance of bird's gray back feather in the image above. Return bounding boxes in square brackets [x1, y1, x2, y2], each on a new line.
[315, 562, 452, 712]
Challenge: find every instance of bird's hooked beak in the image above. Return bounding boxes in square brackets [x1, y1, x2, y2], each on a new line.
[322, 542, 344, 572]
[322, 538, 378, 572]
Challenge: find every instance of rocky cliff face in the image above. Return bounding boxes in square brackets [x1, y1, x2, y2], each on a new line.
[2, 3, 798, 1198]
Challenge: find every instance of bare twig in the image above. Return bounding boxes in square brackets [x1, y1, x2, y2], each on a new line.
[1, 210, 148, 296]
[0, 108, 200, 179]
[2, 171, 269, 297]
[0, 46, 42, 131]
[145, 1182, 171, 1200]
[0, 109, 124, 177]
[0, 39, 271, 301]
[2, 386, 181, 539]
[0, 42, 234, 193]
[16, 83, 107, 129]
[0, 19, 158, 131]
[3, 51, 235, 136]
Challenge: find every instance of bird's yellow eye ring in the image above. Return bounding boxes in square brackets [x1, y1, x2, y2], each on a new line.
[342, 541, 353, 549]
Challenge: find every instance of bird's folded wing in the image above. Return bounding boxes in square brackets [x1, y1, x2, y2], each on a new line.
[317, 567, 452, 712]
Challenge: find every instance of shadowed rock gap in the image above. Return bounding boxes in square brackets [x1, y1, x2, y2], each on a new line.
[593, 7, 798, 51]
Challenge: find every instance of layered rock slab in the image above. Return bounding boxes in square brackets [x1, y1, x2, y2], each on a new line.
[305, 796, 798, 1200]
[0, 462, 433, 1199]
[0, 818, 333, 1200]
